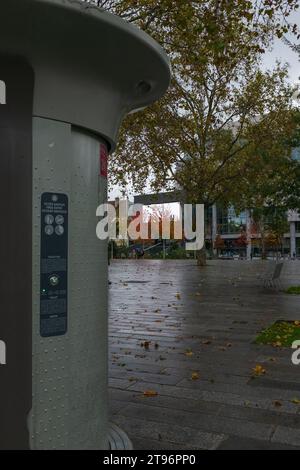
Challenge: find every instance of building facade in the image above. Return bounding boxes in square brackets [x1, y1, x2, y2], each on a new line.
[206, 206, 300, 258]
[119, 193, 300, 259]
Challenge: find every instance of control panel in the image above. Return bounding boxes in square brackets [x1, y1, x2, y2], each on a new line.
[40, 193, 68, 337]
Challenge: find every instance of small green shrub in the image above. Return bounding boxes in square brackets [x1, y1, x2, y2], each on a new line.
[286, 286, 300, 295]
[255, 321, 300, 347]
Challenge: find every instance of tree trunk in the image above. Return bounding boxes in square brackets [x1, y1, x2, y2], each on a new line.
[261, 237, 267, 260]
[259, 216, 267, 260]
[196, 247, 207, 266]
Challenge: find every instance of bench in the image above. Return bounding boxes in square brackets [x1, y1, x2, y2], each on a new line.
[263, 262, 284, 290]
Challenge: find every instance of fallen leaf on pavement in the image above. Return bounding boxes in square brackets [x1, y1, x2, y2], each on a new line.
[291, 398, 300, 405]
[191, 372, 200, 380]
[252, 365, 266, 376]
[143, 390, 158, 397]
[185, 349, 194, 357]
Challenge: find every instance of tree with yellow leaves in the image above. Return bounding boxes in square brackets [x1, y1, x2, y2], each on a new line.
[84, 1, 300, 264]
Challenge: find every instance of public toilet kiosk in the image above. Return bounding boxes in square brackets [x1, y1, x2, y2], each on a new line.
[0, 0, 170, 449]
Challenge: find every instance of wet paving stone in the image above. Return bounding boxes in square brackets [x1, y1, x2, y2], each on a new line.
[109, 260, 300, 449]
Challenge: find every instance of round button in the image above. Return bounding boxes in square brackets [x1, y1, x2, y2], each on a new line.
[49, 275, 59, 287]
[55, 215, 64, 225]
[55, 225, 64, 236]
[45, 214, 54, 225]
[45, 225, 54, 236]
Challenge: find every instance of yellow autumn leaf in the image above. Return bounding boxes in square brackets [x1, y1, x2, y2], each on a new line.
[291, 398, 300, 404]
[191, 372, 199, 380]
[143, 390, 158, 397]
[252, 365, 266, 376]
[185, 349, 194, 357]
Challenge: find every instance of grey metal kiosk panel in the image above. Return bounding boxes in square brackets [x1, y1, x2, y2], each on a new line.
[0, 0, 170, 450]
[0, 59, 33, 450]
[31, 118, 108, 449]
[0, 0, 171, 151]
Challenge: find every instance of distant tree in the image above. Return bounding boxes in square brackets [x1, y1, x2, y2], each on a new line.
[234, 107, 300, 259]
[139, 204, 183, 242]
[214, 234, 225, 255]
[235, 230, 248, 249]
[250, 207, 289, 259]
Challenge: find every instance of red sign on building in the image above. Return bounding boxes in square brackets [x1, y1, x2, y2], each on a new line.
[100, 144, 108, 178]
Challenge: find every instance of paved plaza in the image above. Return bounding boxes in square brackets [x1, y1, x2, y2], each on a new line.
[109, 260, 300, 449]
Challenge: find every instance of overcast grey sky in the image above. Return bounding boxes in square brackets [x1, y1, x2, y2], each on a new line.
[263, 10, 300, 83]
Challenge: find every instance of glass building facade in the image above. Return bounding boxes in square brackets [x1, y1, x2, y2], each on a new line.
[217, 207, 247, 235]
[207, 205, 299, 258]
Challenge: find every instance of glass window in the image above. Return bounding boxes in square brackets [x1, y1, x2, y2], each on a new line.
[217, 206, 246, 234]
